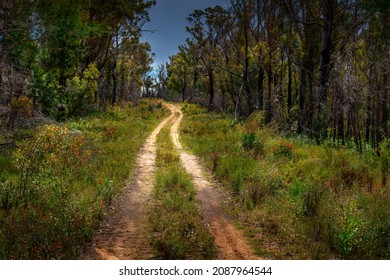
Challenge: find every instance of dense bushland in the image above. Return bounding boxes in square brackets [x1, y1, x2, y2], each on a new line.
[164, 0, 389, 152]
[149, 118, 215, 259]
[1, 0, 155, 122]
[0, 99, 167, 259]
[181, 103, 390, 259]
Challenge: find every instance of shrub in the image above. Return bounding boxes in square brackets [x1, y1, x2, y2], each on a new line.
[337, 204, 361, 258]
[0, 179, 18, 211]
[352, 192, 390, 259]
[31, 68, 62, 117]
[7, 96, 34, 129]
[65, 63, 99, 117]
[13, 124, 90, 203]
[379, 139, 390, 187]
[301, 185, 324, 218]
[242, 132, 264, 158]
[273, 141, 294, 160]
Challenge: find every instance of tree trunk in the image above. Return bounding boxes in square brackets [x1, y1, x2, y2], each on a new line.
[265, 64, 272, 123]
[258, 62, 264, 110]
[287, 54, 292, 114]
[365, 75, 372, 144]
[192, 68, 198, 101]
[208, 65, 214, 111]
[120, 54, 125, 101]
[182, 84, 186, 102]
[298, 66, 306, 133]
[111, 57, 117, 105]
[244, 25, 254, 115]
[382, 63, 389, 138]
[314, 1, 334, 141]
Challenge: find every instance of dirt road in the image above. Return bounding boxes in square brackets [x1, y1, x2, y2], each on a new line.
[83, 109, 175, 260]
[84, 103, 259, 260]
[169, 103, 259, 260]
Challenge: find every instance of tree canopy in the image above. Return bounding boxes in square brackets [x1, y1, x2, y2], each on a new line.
[0, 0, 155, 120]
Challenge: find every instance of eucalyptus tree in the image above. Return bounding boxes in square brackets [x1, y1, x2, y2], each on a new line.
[186, 6, 227, 110]
[167, 51, 190, 102]
[155, 63, 168, 99]
[0, 0, 156, 118]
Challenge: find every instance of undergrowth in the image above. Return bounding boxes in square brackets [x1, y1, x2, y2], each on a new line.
[149, 118, 215, 260]
[180, 103, 390, 260]
[0, 99, 167, 259]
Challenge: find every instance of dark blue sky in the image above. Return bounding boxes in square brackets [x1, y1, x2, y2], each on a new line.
[142, 0, 229, 69]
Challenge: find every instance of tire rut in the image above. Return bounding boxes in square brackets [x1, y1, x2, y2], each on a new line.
[168, 103, 260, 260]
[82, 108, 175, 260]
[83, 103, 259, 260]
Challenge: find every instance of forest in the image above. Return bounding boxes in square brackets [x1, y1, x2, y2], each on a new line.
[163, 0, 389, 150]
[0, 0, 155, 122]
[0, 0, 389, 260]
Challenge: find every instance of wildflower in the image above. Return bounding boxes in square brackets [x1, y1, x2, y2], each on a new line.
[50, 154, 57, 164]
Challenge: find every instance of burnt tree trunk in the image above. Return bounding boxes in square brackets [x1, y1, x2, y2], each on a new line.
[258, 62, 264, 110]
[208, 65, 214, 111]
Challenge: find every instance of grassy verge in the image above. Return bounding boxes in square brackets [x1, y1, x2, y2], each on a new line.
[0, 99, 168, 259]
[180, 103, 390, 260]
[149, 116, 216, 259]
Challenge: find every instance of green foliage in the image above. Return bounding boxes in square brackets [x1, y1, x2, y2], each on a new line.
[64, 63, 99, 118]
[0, 178, 18, 211]
[2, 0, 155, 121]
[1, 124, 97, 259]
[337, 200, 361, 258]
[181, 103, 389, 259]
[272, 141, 294, 160]
[357, 192, 390, 258]
[13, 124, 88, 202]
[0, 99, 167, 259]
[242, 132, 264, 157]
[379, 139, 390, 173]
[301, 184, 324, 218]
[30, 64, 64, 117]
[167, 52, 190, 98]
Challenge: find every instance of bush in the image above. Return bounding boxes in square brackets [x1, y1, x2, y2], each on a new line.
[31, 68, 62, 117]
[345, 192, 390, 259]
[379, 139, 390, 187]
[0, 179, 18, 211]
[64, 63, 99, 118]
[242, 132, 264, 157]
[13, 124, 90, 203]
[7, 96, 34, 129]
[301, 185, 324, 218]
[273, 141, 294, 160]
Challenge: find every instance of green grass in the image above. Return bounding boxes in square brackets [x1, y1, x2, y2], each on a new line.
[0, 99, 168, 259]
[180, 103, 390, 260]
[149, 118, 216, 260]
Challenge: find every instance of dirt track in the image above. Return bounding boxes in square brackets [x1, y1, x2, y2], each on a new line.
[83, 110, 174, 260]
[83, 103, 259, 260]
[169, 104, 259, 260]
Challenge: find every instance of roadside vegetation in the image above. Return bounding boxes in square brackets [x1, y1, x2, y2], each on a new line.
[0, 99, 167, 259]
[149, 116, 216, 259]
[180, 103, 390, 260]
